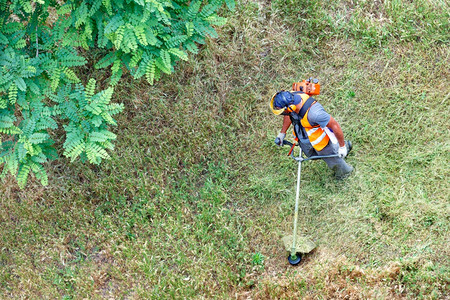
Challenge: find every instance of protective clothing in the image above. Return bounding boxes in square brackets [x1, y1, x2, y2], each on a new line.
[295, 93, 330, 152]
[323, 127, 338, 144]
[338, 146, 348, 158]
[275, 132, 286, 146]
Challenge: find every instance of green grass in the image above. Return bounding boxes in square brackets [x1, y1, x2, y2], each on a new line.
[1, 0, 449, 298]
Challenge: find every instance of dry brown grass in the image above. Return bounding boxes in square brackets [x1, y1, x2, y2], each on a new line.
[1, 0, 449, 298]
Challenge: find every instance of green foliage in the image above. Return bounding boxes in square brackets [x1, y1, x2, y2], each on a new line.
[54, 81, 123, 164]
[66, 0, 234, 84]
[0, 0, 448, 298]
[251, 252, 265, 266]
[0, 0, 233, 187]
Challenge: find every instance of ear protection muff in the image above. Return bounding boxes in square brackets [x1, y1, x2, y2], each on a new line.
[287, 104, 297, 112]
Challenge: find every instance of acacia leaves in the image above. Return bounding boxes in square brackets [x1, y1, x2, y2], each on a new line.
[0, 0, 233, 187]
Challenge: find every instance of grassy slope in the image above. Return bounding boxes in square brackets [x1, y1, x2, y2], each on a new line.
[1, 0, 449, 298]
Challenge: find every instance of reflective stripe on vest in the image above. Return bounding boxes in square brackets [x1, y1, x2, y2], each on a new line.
[297, 93, 330, 151]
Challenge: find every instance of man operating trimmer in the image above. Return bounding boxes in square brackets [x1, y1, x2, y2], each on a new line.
[270, 79, 353, 179]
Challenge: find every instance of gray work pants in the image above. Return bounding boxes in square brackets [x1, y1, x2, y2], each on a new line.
[310, 141, 353, 179]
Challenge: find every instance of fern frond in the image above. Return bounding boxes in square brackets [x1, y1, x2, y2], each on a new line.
[106, 103, 124, 115]
[165, 35, 188, 48]
[30, 161, 48, 186]
[109, 68, 122, 86]
[0, 73, 13, 85]
[65, 142, 86, 162]
[123, 26, 138, 53]
[95, 52, 117, 69]
[145, 28, 159, 46]
[156, 9, 171, 25]
[99, 140, 115, 150]
[134, 26, 148, 46]
[88, 0, 102, 16]
[155, 58, 171, 75]
[145, 59, 155, 85]
[62, 101, 80, 122]
[63, 130, 86, 160]
[96, 16, 109, 48]
[89, 130, 116, 142]
[16, 142, 27, 162]
[199, 3, 219, 18]
[8, 83, 18, 104]
[186, 0, 201, 19]
[30, 153, 48, 164]
[35, 116, 58, 130]
[86, 142, 110, 164]
[185, 22, 194, 37]
[100, 112, 116, 125]
[14, 39, 26, 49]
[28, 82, 40, 95]
[160, 49, 171, 70]
[85, 103, 102, 115]
[29, 133, 50, 144]
[0, 97, 6, 109]
[21, 66, 37, 78]
[0, 126, 22, 134]
[62, 67, 80, 83]
[57, 49, 87, 67]
[101, 87, 113, 104]
[133, 0, 145, 6]
[111, 59, 121, 74]
[184, 41, 199, 54]
[74, 2, 88, 28]
[16, 93, 28, 110]
[0, 113, 16, 128]
[17, 163, 31, 188]
[50, 68, 61, 91]
[85, 78, 96, 101]
[57, 3, 75, 15]
[130, 49, 143, 68]
[104, 14, 124, 34]
[102, 0, 113, 15]
[113, 25, 125, 49]
[23, 140, 37, 157]
[7, 153, 19, 176]
[168, 48, 188, 61]
[20, 118, 36, 136]
[91, 115, 103, 127]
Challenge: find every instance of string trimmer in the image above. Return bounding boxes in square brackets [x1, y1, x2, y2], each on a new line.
[281, 140, 339, 265]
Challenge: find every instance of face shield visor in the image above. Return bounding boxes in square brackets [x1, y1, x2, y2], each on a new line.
[270, 93, 285, 115]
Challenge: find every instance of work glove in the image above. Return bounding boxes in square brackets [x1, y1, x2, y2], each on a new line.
[274, 132, 286, 146]
[338, 145, 348, 158]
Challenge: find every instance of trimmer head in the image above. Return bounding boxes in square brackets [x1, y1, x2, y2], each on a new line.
[282, 235, 316, 254]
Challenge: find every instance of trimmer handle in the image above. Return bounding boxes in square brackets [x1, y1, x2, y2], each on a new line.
[280, 140, 339, 162]
[282, 140, 296, 156]
[282, 140, 294, 147]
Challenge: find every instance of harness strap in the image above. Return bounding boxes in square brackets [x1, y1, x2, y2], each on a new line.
[291, 91, 316, 119]
[289, 93, 317, 141]
[298, 97, 316, 119]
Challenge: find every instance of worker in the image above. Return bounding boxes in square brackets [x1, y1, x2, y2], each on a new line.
[270, 90, 353, 179]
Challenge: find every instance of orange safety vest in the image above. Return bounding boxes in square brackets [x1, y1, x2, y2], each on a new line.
[296, 93, 330, 151]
